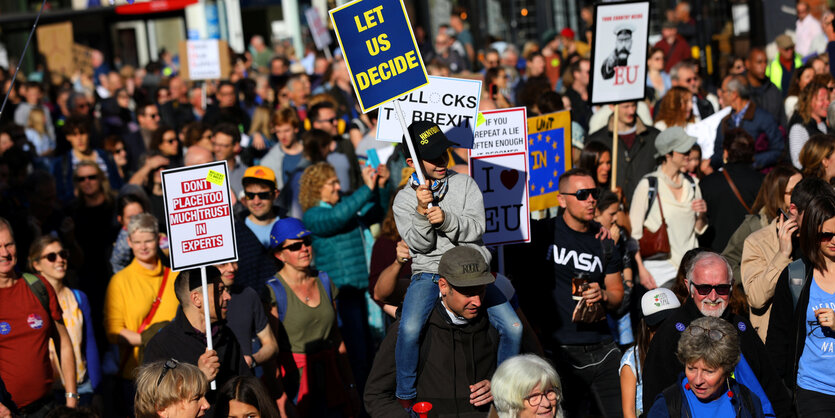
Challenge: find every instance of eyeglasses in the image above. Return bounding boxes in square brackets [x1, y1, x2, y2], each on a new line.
[112, 147, 126, 154]
[244, 191, 273, 200]
[819, 231, 835, 242]
[280, 237, 312, 252]
[690, 283, 732, 296]
[146, 113, 160, 119]
[316, 117, 338, 125]
[562, 188, 599, 201]
[163, 138, 178, 145]
[524, 387, 561, 407]
[74, 174, 98, 182]
[685, 324, 728, 341]
[156, 359, 180, 387]
[40, 250, 68, 263]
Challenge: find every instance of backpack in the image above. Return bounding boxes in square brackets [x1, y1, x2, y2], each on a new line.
[644, 174, 698, 220]
[266, 271, 335, 322]
[787, 258, 807, 310]
[22, 273, 51, 316]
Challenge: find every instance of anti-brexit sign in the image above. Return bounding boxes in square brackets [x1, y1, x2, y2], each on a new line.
[330, 0, 428, 112]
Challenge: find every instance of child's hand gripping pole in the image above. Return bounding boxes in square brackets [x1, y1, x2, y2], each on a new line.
[394, 100, 433, 208]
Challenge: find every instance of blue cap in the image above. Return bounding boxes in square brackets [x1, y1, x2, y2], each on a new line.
[270, 218, 311, 249]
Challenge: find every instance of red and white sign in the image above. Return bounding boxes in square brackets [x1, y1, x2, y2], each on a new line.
[589, 0, 650, 105]
[469, 107, 530, 245]
[305, 7, 333, 52]
[161, 161, 238, 271]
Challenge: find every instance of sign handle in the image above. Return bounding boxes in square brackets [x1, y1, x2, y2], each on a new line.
[323, 46, 333, 61]
[201, 83, 207, 111]
[200, 265, 216, 390]
[611, 104, 619, 192]
[394, 100, 433, 208]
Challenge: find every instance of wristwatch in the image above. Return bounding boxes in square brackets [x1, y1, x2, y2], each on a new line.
[65, 392, 80, 400]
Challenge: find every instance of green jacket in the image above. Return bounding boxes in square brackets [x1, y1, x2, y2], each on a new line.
[765, 54, 802, 91]
[302, 185, 388, 289]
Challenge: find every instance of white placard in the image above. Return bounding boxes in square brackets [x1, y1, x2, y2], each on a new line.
[684, 106, 732, 160]
[590, 1, 650, 105]
[469, 107, 530, 245]
[186, 40, 222, 81]
[376, 76, 482, 148]
[305, 7, 332, 51]
[470, 107, 528, 157]
[161, 161, 238, 271]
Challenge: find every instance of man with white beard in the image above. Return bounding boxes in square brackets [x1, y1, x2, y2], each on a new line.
[640, 252, 792, 416]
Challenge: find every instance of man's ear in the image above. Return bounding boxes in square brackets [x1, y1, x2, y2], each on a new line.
[190, 289, 203, 309]
[438, 277, 449, 297]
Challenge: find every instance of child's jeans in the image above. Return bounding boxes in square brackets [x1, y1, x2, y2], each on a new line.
[394, 272, 522, 400]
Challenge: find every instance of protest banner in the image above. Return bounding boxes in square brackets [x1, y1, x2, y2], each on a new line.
[305, 7, 333, 58]
[685, 106, 732, 161]
[330, 0, 429, 113]
[589, 0, 650, 105]
[161, 161, 238, 389]
[527, 110, 572, 212]
[375, 76, 482, 148]
[470, 107, 530, 246]
[37, 22, 74, 78]
[178, 39, 231, 81]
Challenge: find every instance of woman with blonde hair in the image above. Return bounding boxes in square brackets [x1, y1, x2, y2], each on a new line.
[25, 107, 55, 158]
[789, 81, 831, 168]
[490, 354, 564, 418]
[134, 359, 209, 418]
[799, 134, 835, 183]
[654, 86, 694, 130]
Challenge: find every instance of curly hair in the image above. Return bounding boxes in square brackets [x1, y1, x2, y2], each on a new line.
[299, 162, 336, 212]
[676, 316, 740, 374]
[654, 86, 694, 128]
[795, 80, 830, 124]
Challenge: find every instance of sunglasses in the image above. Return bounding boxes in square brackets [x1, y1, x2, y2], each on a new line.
[819, 231, 835, 242]
[244, 191, 273, 200]
[281, 237, 312, 252]
[74, 174, 98, 182]
[156, 359, 179, 387]
[686, 325, 727, 341]
[562, 188, 599, 201]
[163, 138, 178, 145]
[40, 250, 69, 263]
[112, 147, 126, 154]
[317, 117, 338, 125]
[691, 283, 732, 296]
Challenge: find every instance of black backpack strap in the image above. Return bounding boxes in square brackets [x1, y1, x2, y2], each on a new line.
[645, 176, 658, 220]
[662, 383, 683, 418]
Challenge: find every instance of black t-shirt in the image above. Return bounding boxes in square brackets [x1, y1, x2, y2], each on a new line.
[543, 215, 621, 345]
[226, 285, 268, 356]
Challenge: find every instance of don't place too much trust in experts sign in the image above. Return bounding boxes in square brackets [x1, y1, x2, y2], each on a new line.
[330, 0, 429, 112]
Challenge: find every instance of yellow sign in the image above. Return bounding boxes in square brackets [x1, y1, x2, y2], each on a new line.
[526, 110, 572, 212]
[476, 112, 486, 127]
[206, 170, 225, 186]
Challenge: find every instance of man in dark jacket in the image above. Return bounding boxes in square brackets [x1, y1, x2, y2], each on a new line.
[712, 75, 784, 171]
[642, 252, 792, 417]
[700, 129, 763, 251]
[588, 101, 660, 207]
[364, 246, 498, 417]
[746, 48, 787, 128]
[144, 267, 251, 405]
[234, 166, 283, 292]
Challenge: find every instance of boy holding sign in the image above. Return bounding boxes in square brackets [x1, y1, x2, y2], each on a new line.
[391, 121, 521, 405]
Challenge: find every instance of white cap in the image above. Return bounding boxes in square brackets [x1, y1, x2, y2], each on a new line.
[641, 288, 681, 327]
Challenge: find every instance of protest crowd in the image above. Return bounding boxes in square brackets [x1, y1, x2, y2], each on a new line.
[5, 1, 835, 417]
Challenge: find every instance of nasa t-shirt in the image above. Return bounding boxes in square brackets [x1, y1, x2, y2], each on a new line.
[547, 215, 621, 345]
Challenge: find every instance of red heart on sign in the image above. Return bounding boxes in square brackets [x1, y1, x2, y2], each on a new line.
[500, 169, 519, 190]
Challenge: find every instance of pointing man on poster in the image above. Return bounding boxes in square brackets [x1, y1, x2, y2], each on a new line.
[601, 23, 635, 80]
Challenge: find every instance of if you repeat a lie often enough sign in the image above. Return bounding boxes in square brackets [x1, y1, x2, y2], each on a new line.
[330, 0, 428, 112]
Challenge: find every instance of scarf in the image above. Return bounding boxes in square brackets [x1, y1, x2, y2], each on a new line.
[409, 172, 449, 202]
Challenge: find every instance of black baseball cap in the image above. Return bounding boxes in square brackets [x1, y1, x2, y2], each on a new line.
[438, 246, 495, 287]
[403, 120, 456, 161]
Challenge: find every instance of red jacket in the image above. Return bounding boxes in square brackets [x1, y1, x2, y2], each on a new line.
[655, 35, 692, 73]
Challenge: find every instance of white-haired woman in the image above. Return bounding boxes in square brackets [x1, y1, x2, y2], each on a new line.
[489, 354, 564, 418]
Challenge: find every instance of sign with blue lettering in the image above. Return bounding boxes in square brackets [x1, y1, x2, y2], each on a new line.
[329, 0, 428, 113]
[527, 110, 572, 211]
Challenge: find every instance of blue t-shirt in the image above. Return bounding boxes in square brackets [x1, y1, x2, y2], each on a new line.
[682, 377, 735, 417]
[619, 347, 643, 415]
[797, 278, 835, 396]
[245, 217, 278, 248]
